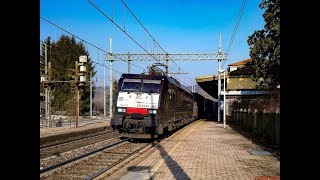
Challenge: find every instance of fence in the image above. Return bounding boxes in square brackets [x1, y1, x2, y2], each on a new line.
[39, 81, 114, 129]
[230, 108, 280, 146]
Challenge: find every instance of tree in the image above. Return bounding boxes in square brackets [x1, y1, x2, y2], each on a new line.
[64, 98, 76, 116]
[112, 80, 118, 113]
[40, 37, 52, 68]
[40, 35, 96, 113]
[247, 0, 280, 89]
[40, 37, 52, 93]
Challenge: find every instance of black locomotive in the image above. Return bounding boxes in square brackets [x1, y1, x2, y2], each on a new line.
[111, 70, 215, 139]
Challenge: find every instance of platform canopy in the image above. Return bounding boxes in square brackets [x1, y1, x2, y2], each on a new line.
[195, 75, 223, 99]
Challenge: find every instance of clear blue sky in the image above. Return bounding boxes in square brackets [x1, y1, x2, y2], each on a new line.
[40, 0, 265, 87]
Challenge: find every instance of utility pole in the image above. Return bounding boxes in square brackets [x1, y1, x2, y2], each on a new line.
[223, 71, 226, 128]
[45, 43, 48, 121]
[75, 60, 79, 128]
[48, 61, 52, 128]
[217, 33, 222, 123]
[128, 51, 131, 73]
[109, 37, 113, 118]
[90, 70, 92, 118]
[165, 52, 168, 75]
[103, 61, 106, 116]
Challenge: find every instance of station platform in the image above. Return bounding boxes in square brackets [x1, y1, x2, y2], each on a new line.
[40, 119, 110, 139]
[109, 119, 280, 180]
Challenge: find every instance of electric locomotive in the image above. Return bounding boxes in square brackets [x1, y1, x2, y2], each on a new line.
[111, 71, 197, 139]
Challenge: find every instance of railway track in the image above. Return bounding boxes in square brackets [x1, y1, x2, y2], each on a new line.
[40, 120, 202, 179]
[40, 139, 152, 180]
[40, 135, 123, 170]
[41, 131, 119, 159]
[40, 130, 112, 149]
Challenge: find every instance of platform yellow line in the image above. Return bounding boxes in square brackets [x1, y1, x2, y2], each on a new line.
[143, 120, 204, 179]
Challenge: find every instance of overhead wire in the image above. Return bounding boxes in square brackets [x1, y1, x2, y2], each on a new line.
[40, 40, 124, 79]
[88, 0, 192, 87]
[226, 0, 247, 54]
[101, 0, 195, 86]
[118, 0, 195, 86]
[87, 1, 162, 64]
[223, 0, 247, 68]
[40, 16, 146, 71]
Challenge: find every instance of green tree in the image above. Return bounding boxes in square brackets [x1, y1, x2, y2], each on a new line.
[64, 98, 76, 116]
[112, 80, 118, 112]
[247, 0, 280, 89]
[40, 37, 52, 93]
[40, 35, 96, 113]
[40, 37, 52, 69]
[113, 80, 118, 99]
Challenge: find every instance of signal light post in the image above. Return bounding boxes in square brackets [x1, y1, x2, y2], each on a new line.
[40, 61, 52, 128]
[75, 55, 87, 128]
[40, 54, 88, 128]
[48, 62, 52, 128]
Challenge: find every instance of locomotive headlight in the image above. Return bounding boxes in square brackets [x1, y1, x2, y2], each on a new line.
[148, 110, 157, 114]
[117, 108, 126, 113]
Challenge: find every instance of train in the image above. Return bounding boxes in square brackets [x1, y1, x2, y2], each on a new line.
[193, 92, 217, 120]
[111, 71, 216, 139]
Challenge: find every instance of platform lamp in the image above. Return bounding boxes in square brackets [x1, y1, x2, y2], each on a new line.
[218, 69, 226, 128]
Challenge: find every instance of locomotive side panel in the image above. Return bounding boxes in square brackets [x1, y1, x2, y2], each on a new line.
[193, 93, 205, 119]
[175, 87, 194, 123]
[156, 80, 170, 133]
[175, 88, 193, 117]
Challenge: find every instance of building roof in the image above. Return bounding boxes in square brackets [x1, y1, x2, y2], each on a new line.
[228, 58, 252, 66]
[195, 58, 256, 98]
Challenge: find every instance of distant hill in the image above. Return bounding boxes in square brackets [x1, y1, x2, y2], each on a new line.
[94, 86, 110, 94]
[93, 86, 110, 112]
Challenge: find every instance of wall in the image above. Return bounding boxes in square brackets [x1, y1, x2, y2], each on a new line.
[229, 109, 280, 146]
[227, 76, 261, 90]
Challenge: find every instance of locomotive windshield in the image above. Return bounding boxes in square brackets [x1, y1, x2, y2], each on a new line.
[121, 79, 142, 92]
[142, 79, 162, 93]
[121, 78, 162, 93]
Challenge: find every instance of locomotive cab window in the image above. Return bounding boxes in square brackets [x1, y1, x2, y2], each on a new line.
[121, 78, 162, 93]
[121, 79, 142, 91]
[142, 79, 162, 93]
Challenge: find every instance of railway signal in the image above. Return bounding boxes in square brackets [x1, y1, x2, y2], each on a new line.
[40, 61, 52, 128]
[75, 55, 88, 128]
